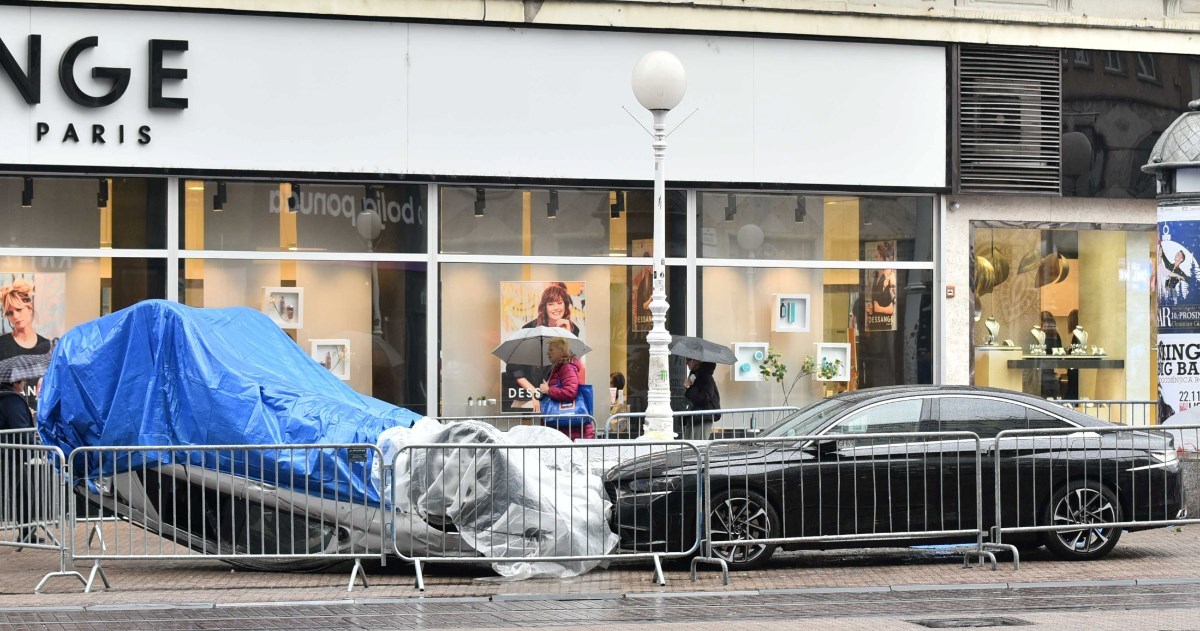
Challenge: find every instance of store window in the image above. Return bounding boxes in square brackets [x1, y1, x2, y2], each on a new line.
[180, 181, 427, 254]
[0, 256, 166, 344]
[1, 176, 166, 249]
[439, 262, 686, 419]
[440, 186, 687, 257]
[179, 258, 428, 415]
[970, 222, 1154, 407]
[697, 193, 934, 263]
[698, 266, 933, 409]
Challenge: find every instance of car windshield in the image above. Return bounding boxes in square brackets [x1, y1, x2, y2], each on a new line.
[760, 398, 851, 437]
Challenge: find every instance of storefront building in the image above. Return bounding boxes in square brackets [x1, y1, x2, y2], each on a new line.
[0, 4, 947, 416]
[3, 2, 1196, 419]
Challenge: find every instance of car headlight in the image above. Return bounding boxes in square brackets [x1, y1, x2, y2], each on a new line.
[625, 476, 681, 494]
[1150, 449, 1178, 464]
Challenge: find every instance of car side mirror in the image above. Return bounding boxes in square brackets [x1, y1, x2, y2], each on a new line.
[812, 439, 839, 459]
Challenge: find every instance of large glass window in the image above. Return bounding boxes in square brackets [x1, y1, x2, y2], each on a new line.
[439, 262, 686, 419]
[181, 181, 427, 254]
[179, 258, 428, 414]
[0, 256, 165, 342]
[699, 266, 934, 409]
[1, 176, 166, 249]
[697, 193, 934, 262]
[440, 186, 687, 257]
[971, 222, 1154, 408]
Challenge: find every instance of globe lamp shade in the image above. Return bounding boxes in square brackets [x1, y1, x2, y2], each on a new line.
[631, 51, 687, 112]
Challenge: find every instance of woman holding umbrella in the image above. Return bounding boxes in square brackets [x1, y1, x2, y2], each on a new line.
[669, 335, 733, 440]
[537, 337, 594, 440]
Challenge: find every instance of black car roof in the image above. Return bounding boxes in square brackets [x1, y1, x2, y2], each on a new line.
[825, 385, 1110, 426]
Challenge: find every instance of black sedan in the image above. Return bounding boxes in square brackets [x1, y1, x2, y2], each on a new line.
[604, 386, 1185, 569]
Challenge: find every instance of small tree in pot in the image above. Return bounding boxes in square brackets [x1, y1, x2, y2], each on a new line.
[759, 349, 843, 406]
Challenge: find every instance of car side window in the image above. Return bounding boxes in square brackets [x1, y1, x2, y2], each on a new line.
[833, 399, 924, 440]
[938, 396, 1026, 439]
[1026, 407, 1074, 430]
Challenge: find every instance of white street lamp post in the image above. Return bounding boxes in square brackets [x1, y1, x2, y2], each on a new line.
[631, 51, 687, 439]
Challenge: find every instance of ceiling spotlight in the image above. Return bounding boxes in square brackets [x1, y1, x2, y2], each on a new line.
[724, 193, 737, 222]
[474, 188, 486, 218]
[97, 178, 109, 210]
[287, 183, 300, 212]
[20, 176, 32, 208]
[212, 181, 227, 212]
[794, 196, 806, 223]
[547, 189, 559, 219]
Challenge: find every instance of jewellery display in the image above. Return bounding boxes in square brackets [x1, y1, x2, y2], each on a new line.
[1069, 325, 1089, 355]
[1029, 325, 1047, 355]
[984, 317, 1000, 346]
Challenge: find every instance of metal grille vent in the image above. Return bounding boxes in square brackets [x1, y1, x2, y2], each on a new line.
[957, 46, 1061, 195]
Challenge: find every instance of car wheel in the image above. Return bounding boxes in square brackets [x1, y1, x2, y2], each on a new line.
[708, 489, 779, 570]
[1041, 480, 1122, 561]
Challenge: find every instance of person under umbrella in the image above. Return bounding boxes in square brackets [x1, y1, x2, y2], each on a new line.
[536, 337, 594, 441]
[668, 335, 734, 440]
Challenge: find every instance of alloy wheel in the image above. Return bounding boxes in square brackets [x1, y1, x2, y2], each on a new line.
[1049, 486, 1118, 554]
[710, 494, 774, 565]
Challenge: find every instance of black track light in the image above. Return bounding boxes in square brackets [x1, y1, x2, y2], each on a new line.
[724, 193, 737, 222]
[287, 183, 300, 212]
[547, 189, 559, 219]
[474, 188, 486, 218]
[97, 178, 109, 210]
[794, 196, 806, 223]
[212, 181, 227, 212]
[20, 177, 32, 208]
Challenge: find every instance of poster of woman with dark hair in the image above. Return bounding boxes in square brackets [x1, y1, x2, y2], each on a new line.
[865, 240, 897, 332]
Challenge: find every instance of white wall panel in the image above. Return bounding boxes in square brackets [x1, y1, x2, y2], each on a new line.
[0, 6, 946, 188]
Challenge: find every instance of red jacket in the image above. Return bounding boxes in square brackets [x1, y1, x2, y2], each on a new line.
[546, 359, 583, 402]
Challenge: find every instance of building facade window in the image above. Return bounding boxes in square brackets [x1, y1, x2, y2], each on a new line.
[970, 221, 1154, 411]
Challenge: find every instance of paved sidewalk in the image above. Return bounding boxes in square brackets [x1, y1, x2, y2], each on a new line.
[1, 527, 1196, 610]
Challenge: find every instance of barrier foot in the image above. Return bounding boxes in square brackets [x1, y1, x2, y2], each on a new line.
[688, 557, 729, 586]
[413, 559, 425, 592]
[962, 549, 997, 571]
[87, 523, 106, 551]
[983, 543, 1020, 571]
[651, 554, 666, 586]
[347, 558, 369, 592]
[33, 570, 87, 593]
[83, 560, 110, 593]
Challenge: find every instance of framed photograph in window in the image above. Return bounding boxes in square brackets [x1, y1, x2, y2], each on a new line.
[310, 339, 351, 380]
[262, 287, 304, 329]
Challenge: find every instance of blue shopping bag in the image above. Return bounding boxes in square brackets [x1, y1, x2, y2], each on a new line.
[542, 384, 594, 429]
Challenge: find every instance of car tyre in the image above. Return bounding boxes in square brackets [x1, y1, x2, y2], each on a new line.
[1041, 480, 1122, 561]
[708, 489, 779, 570]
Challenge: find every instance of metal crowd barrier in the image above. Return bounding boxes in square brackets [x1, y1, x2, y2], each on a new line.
[436, 413, 599, 433]
[388, 440, 702, 591]
[692, 431, 997, 584]
[991, 424, 1199, 570]
[0, 438, 87, 592]
[67, 444, 387, 592]
[604, 406, 801, 440]
[0, 427, 41, 446]
[1054, 400, 1157, 426]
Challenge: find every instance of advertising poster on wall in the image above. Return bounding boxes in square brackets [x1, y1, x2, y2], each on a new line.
[630, 239, 654, 333]
[865, 240, 898, 332]
[499, 281, 587, 413]
[0, 273, 67, 342]
[1156, 207, 1200, 421]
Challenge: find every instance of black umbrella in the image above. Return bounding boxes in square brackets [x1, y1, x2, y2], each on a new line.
[668, 335, 737, 365]
[0, 352, 51, 383]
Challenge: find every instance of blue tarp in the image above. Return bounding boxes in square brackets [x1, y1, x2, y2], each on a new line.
[37, 300, 420, 505]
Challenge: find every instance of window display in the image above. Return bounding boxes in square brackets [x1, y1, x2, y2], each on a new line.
[971, 222, 1154, 409]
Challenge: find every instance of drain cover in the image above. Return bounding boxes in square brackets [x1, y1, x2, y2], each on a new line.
[907, 618, 1032, 629]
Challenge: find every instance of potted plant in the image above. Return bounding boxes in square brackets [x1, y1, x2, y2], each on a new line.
[759, 349, 842, 406]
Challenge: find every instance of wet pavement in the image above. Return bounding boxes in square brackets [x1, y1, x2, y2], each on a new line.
[2, 527, 1200, 628]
